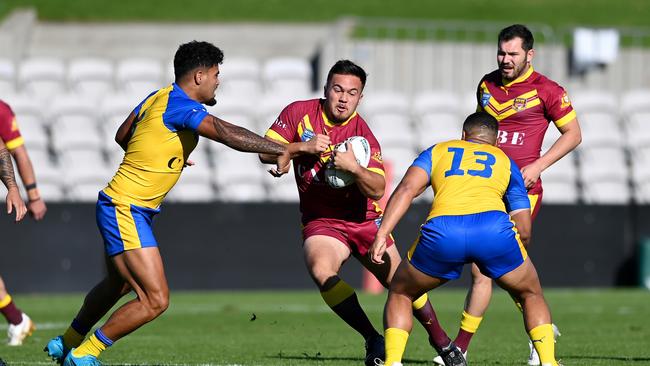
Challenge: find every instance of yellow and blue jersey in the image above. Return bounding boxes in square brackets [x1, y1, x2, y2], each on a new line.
[98, 84, 208, 256]
[411, 139, 530, 221]
[407, 139, 531, 280]
[103, 83, 208, 209]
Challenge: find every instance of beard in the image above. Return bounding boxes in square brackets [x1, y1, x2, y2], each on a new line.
[204, 98, 217, 106]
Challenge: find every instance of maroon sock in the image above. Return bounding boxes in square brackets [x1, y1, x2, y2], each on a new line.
[453, 329, 475, 353]
[413, 301, 451, 351]
[0, 300, 23, 325]
[331, 294, 379, 340]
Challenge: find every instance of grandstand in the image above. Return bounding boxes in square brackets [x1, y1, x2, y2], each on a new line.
[1, 10, 649, 204]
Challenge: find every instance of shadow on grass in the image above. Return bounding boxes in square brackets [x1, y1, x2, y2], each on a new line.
[268, 353, 430, 364]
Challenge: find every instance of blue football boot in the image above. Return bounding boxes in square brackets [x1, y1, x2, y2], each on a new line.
[62, 350, 102, 366]
[44, 336, 69, 364]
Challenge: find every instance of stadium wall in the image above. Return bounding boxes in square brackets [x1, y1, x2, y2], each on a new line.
[1, 203, 648, 293]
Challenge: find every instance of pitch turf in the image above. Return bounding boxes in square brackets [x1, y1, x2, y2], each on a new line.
[0, 289, 649, 365]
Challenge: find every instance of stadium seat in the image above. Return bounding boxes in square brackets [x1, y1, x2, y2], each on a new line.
[67, 57, 115, 100]
[382, 145, 417, 194]
[634, 180, 650, 204]
[624, 112, 650, 150]
[542, 153, 578, 183]
[256, 92, 297, 132]
[212, 149, 265, 186]
[412, 90, 462, 116]
[0, 58, 16, 94]
[2, 93, 46, 128]
[541, 125, 562, 152]
[542, 180, 580, 204]
[60, 149, 112, 201]
[166, 164, 214, 202]
[620, 89, 650, 115]
[17, 57, 66, 100]
[415, 112, 463, 149]
[577, 111, 624, 148]
[582, 180, 631, 204]
[266, 180, 299, 202]
[578, 146, 628, 182]
[50, 115, 104, 153]
[207, 95, 259, 132]
[263, 57, 312, 98]
[360, 91, 414, 148]
[18, 121, 49, 150]
[459, 91, 479, 116]
[116, 58, 163, 96]
[569, 90, 618, 113]
[219, 57, 263, 97]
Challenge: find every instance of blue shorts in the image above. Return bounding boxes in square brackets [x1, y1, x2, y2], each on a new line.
[96, 191, 160, 256]
[408, 211, 527, 280]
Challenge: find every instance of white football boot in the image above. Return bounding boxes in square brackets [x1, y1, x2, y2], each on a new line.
[7, 313, 35, 346]
[433, 351, 467, 365]
[528, 323, 561, 366]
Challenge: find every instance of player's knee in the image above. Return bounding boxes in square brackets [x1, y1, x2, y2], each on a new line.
[145, 290, 169, 318]
[309, 266, 339, 290]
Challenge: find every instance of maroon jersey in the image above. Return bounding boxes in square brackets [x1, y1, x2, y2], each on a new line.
[265, 99, 385, 224]
[476, 67, 576, 195]
[0, 100, 24, 150]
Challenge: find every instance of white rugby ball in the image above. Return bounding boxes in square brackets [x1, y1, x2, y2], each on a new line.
[325, 136, 371, 188]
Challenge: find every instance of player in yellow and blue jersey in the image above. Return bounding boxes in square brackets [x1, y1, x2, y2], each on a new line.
[370, 112, 560, 366]
[44, 41, 289, 366]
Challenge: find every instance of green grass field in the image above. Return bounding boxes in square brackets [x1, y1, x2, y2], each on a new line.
[0, 289, 648, 365]
[0, 0, 648, 28]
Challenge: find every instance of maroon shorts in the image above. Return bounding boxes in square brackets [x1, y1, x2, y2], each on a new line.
[529, 192, 543, 221]
[302, 217, 395, 257]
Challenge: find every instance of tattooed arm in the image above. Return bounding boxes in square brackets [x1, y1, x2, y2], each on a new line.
[0, 142, 27, 222]
[197, 115, 290, 175]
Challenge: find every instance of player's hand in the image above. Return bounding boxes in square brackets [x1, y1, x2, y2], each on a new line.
[268, 149, 291, 177]
[521, 162, 543, 189]
[369, 234, 387, 264]
[184, 159, 196, 167]
[6, 188, 26, 222]
[332, 142, 359, 174]
[303, 134, 331, 155]
[27, 198, 47, 221]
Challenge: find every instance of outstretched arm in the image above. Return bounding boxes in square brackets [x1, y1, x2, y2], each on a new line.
[0, 141, 26, 222]
[369, 166, 429, 264]
[9, 145, 46, 220]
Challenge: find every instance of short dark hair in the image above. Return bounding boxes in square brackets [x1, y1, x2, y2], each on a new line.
[174, 41, 224, 81]
[326, 60, 367, 89]
[498, 24, 534, 52]
[463, 112, 499, 139]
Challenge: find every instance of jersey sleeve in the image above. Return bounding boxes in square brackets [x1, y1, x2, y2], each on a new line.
[132, 90, 158, 117]
[163, 100, 208, 132]
[411, 146, 434, 184]
[361, 125, 385, 177]
[543, 82, 577, 128]
[264, 101, 302, 144]
[503, 157, 531, 212]
[0, 102, 23, 150]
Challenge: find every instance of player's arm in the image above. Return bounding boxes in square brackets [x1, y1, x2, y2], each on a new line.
[0, 140, 26, 222]
[8, 145, 46, 220]
[197, 115, 290, 175]
[115, 112, 138, 151]
[331, 141, 384, 200]
[370, 166, 429, 264]
[259, 134, 331, 163]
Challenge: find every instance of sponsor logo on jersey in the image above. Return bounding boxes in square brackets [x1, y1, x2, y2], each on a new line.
[560, 91, 571, 108]
[513, 97, 527, 111]
[273, 118, 287, 129]
[480, 92, 491, 107]
[497, 130, 526, 146]
[167, 157, 183, 169]
[301, 129, 315, 142]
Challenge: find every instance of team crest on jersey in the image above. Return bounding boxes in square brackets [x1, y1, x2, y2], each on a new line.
[560, 91, 571, 108]
[372, 151, 383, 163]
[513, 97, 527, 111]
[301, 129, 315, 142]
[480, 92, 491, 107]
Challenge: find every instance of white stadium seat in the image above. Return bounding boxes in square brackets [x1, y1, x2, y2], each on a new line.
[569, 90, 618, 113]
[577, 111, 624, 148]
[219, 57, 262, 97]
[17, 57, 66, 100]
[263, 57, 312, 98]
[212, 149, 265, 185]
[50, 115, 103, 153]
[67, 57, 115, 100]
[415, 112, 463, 149]
[412, 90, 462, 115]
[541, 180, 580, 204]
[0, 58, 16, 93]
[620, 89, 650, 115]
[624, 112, 650, 150]
[116, 58, 163, 96]
[218, 182, 267, 202]
[582, 180, 630, 204]
[360, 91, 413, 148]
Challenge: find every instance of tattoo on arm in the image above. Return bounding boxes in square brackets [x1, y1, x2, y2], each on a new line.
[213, 116, 285, 155]
[0, 148, 18, 189]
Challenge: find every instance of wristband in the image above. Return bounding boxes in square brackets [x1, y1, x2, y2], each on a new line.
[25, 183, 37, 191]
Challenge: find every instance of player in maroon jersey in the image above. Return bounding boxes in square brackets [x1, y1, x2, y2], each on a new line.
[433, 24, 582, 366]
[261, 60, 456, 366]
[0, 100, 45, 346]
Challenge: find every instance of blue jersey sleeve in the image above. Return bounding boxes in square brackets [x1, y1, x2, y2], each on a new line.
[504, 157, 531, 212]
[163, 93, 208, 132]
[132, 90, 158, 117]
[411, 146, 434, 182]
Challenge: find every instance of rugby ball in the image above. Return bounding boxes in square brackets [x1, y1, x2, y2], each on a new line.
[324, 136, 371, 188]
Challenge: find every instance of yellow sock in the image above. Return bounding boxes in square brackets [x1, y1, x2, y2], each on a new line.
[460, 311, 483, 333]
[320, 280, 355, 307]
[385, 327, 409, 365]
[529, 324, 558, 366]
[63, 326, 85, 349]
[412, 293, 428, 310]
[72, 334, 108, 358]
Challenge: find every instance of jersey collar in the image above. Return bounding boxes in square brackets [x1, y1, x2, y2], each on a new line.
[321, 107, 357, 128]
[502, 66, 534, 87]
